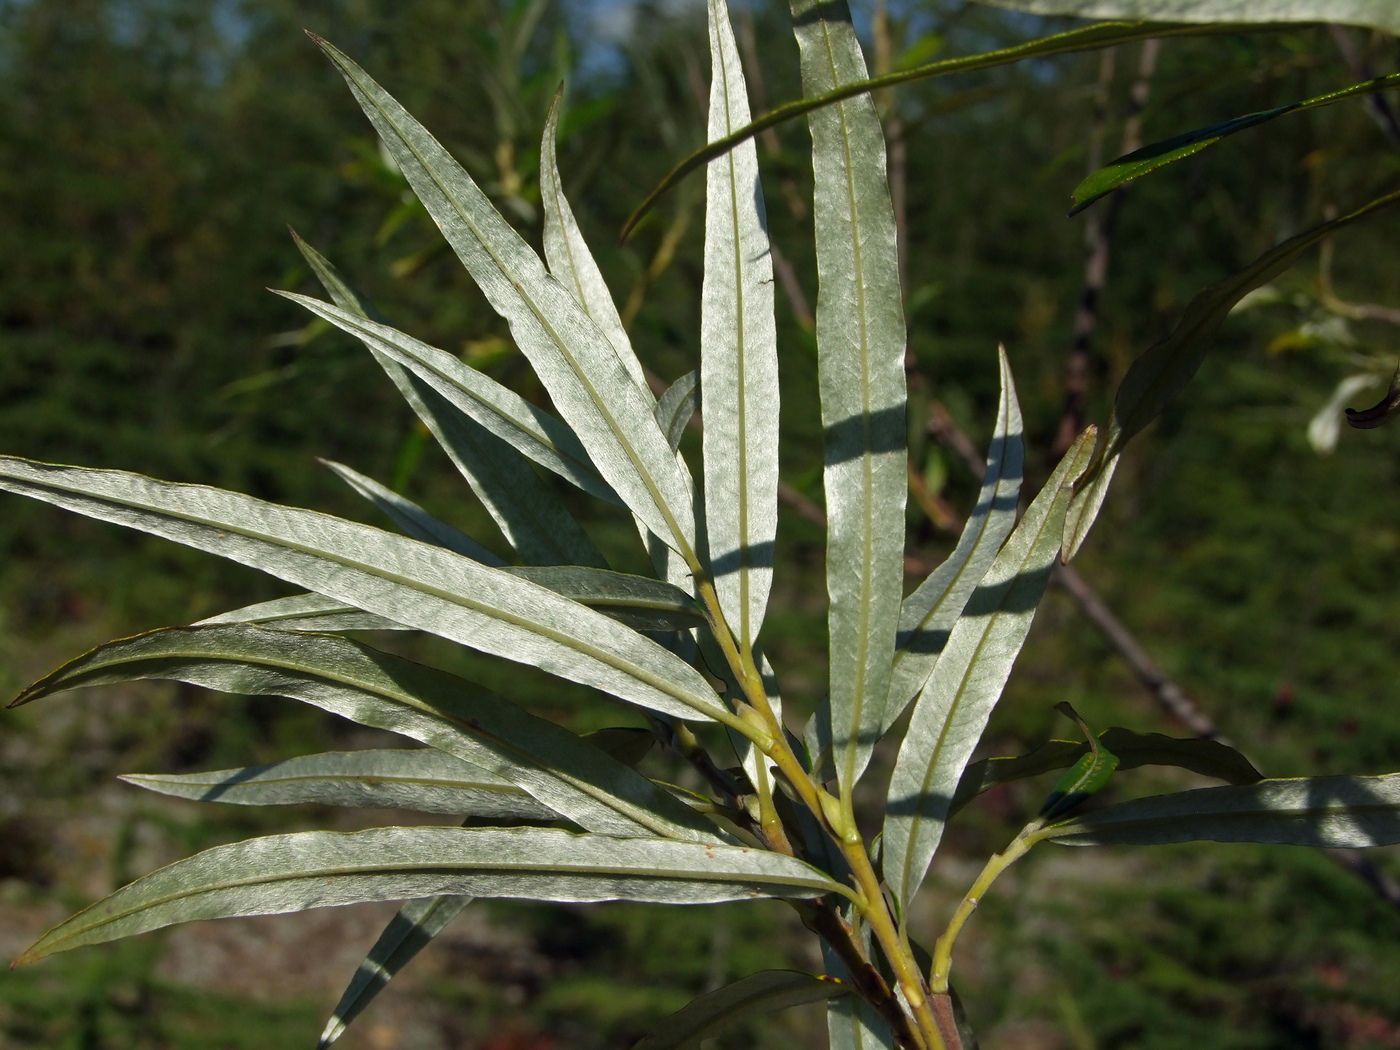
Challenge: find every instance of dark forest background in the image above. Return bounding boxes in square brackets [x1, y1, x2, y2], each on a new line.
[2, 1, 1400, 1047]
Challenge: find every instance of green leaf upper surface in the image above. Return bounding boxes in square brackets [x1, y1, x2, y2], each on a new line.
[633, 970, 847, 1050]
[0, 457, 730, 726]
[1043, 773, 1400, 848]
[314, 37, 696, 558]
[948, 730, 1263, 816]
[973, 0, 1400, 34]
[282, 291, 618, 508]
[1063, 188, 1400, 560]
[14, 825, 850, 965]
[885, 347, 1025, 728]
[622, 20, 1262, 236]
[883, 430, 1096, 910]
[320, 459, 504, 564]
[197, 592, 409, 632]
[702, 0, 780, 656]
[121, 748, 560, 821]
[540, 95, 651, 399]
[13, 624, 724, 844]
[790, 0, 908, 801]
[318, 894, 472, 1049]
[1072, 73, 1400, 214]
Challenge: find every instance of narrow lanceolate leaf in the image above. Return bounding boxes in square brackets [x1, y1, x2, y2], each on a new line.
[290, 228, 388, 323]
[623, 21, 1263, 237]
[282, 292, 617, 507]
[1071, 73, 1400, 214]
[656, 371, 700, 451]
[826, 997, 896, 1050]
[319, 894, 472, 1049]
[885, 347, 1024, 730]
[821, 945, 896, 1050]
[14, 625, 724, 843]
[121, 749, 560, 821]
[883, 430, 1096, 910]
[1042, 773, 1400, 849]
[197, 592, 408, 632]
[702, 0, 780, 655]
[633, 970, 847, 1050]
[791, 0, 908, 800]
[0, 457, 730, 727]
[974, 0, 1400, 35]
[948, 730, 1263, 817]
[320, 459, 503, 564]
[539, 95, 650, 399]
[314, 38, 696, 557]
[291, 235, 608, 566]
[200, 567, 703, 637]
[385, 367, 611, 568]
[1063, 188, 1400, 560]
[13, 825, 850, 965]
[505, 566, 705, 632]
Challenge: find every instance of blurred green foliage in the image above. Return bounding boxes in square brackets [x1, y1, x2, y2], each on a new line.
[2, 0, 1400, 1047]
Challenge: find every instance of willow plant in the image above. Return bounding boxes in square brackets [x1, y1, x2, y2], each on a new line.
[6, 3, 1400, 1049]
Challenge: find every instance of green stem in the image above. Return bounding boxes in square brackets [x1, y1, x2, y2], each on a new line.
[929, 821, 1043, 994]
[694, 566, 944, 1050]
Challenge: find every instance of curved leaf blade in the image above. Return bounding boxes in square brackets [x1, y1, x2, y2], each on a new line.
[13, 825, 851, 965]
[290, 235, 612, 567]
[622, 20, 1265, 237]
[121, 749, 560, 821]
[883, 430, 1096, 910]
[505, 566, 706, 631]
[290, 227, 389, 323]
[948, 731, 1263, 818]
[202, 567, 704, 636]
[821, 943, 896, 1050]
[390, 368, 611, 568]
[1064, 188, 1400, 560]
[540, 94, 650, 398]
[319, 894, 472, 1049]
[702, 0, 780, 655]
[313, 37, 696, 557]
[282, 291, 617, 507]
[1043, 773, 1400, 848]
[656, 371, 700, 451]
[974, 0, 1400, 35]
[14, 623, 725, 844]
[633, 970, 847, 1050]
[0, 456, 730, 726]
[197, 592, 408, 632]
[790, 0, 907, 800]
[885, 346, 1024, 729]
[320, 459, 504, 564]
[1072, 73, 1400, 214]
